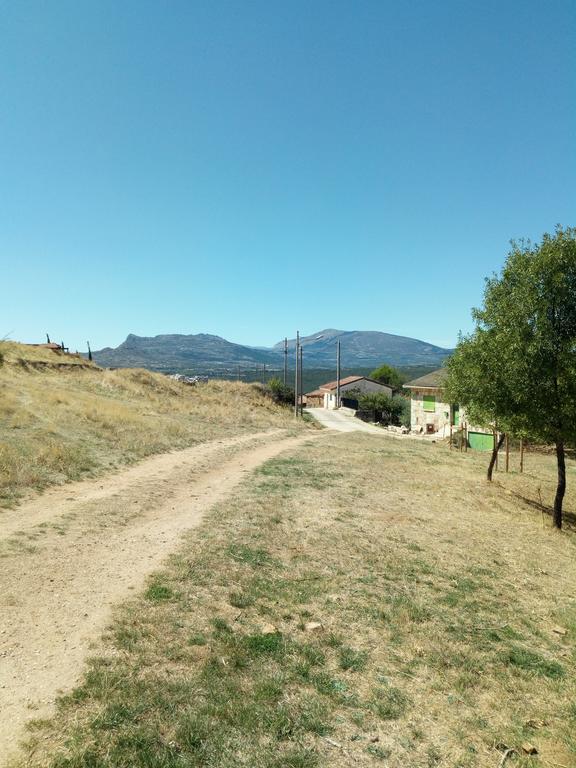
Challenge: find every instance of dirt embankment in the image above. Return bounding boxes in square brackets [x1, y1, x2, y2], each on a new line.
[0, 341, 300, 507]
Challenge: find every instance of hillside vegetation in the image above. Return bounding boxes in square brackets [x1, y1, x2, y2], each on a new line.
[19, 433, 576, 768]
[0, 342, 299, 508]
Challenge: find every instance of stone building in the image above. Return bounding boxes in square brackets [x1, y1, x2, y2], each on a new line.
[403, 368, 495, 448]
[403, 368, 456, 436]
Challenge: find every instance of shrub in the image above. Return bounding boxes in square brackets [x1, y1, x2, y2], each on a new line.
[266, 377, 295, 406]
[356, 392, 405, 426]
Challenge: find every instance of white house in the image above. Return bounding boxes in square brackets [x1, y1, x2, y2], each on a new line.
[305, 375, 393, 409]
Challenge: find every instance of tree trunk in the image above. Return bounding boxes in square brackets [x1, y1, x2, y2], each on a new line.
[487, 433, 506, 481]
[553, 440, 566, 530]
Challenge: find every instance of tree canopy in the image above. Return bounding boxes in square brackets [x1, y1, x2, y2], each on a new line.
[369, 363, 404, 391]
[446, 226, 576, 527]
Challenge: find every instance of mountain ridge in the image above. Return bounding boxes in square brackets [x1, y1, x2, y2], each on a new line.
[92, 330, 452, 371]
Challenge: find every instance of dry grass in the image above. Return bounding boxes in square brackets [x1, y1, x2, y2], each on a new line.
[0, 342, 300, 507]
[16, 433, 576, 768]
[0, 341, 91, 367]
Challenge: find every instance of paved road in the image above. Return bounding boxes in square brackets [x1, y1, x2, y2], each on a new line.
[307, 407, 387, 434]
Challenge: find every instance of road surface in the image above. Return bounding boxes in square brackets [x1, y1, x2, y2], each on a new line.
[307, 407, 389, 433]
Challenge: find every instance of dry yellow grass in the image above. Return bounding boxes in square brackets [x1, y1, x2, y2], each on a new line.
[0, 342, 301, 507]
[16, 432, 576, 768]
[0, 341, 91, 367]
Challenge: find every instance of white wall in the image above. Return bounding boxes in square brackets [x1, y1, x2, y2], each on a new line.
[324, 379, 393, 409]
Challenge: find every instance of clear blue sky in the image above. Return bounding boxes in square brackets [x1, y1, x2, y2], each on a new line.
[1, 0, 574, 352]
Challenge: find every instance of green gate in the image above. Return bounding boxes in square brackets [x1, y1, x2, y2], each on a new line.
[468, 431, 494, 451]
[452, 404, 460, 426]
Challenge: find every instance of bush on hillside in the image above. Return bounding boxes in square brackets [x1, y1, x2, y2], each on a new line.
[266, 377, 295, 406]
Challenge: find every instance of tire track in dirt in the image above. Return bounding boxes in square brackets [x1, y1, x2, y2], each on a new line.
[0, 429, 319, 763]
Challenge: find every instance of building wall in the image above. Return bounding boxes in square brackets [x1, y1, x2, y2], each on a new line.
[410, 387, 453, 433]
[324, 379, 393, 409]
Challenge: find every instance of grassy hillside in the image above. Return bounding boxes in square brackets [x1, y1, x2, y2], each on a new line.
[0, 342, 301, 508]
[19, 433, 576, 768]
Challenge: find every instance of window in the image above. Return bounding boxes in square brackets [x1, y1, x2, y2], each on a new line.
[423, 394, 435, 412]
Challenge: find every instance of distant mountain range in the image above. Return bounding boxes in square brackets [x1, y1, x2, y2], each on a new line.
[92, 329, 452, 372]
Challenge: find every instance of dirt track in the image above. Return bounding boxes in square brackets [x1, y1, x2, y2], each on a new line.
[0, 428, 317, 763]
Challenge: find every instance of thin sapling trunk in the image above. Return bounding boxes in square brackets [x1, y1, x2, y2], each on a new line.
[487, 433, 505, 482]
[553, 440, 566, 529]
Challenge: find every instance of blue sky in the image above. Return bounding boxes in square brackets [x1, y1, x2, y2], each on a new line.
[1, 0, 574, 352]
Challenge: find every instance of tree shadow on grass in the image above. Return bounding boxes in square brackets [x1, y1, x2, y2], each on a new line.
[512, 493, 576, 531]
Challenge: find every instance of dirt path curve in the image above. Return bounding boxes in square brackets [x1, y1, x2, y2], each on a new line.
[0, 428, 319, 763]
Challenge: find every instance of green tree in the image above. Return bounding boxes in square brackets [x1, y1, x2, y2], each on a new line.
[369, 363, 404, 391]
[446, 226, 576, 528]
[357, 392, 404, 425]
[445, 329, 518, 481]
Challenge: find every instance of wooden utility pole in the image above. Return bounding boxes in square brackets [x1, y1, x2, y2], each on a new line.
[299, 345, 303, 416]
[283, 337, 288, 386]
[505, 434, 510, 472]
[464, 423, 468, 452]
[336, 340, 341, 408]
[294, 331, 299, 418]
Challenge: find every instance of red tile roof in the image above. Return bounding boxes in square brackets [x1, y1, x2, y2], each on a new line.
[305, 375, 388, 396]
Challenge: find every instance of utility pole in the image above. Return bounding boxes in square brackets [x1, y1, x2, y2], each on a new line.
[283, 337, 288, 386]
[299, 344, 303, 416]
[336, 340, 341, 408]
[294, 331, 299, 417]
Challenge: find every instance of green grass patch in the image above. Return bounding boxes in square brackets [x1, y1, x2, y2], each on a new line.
[144, 579, 176, 602]
[503, 645, 565, 678]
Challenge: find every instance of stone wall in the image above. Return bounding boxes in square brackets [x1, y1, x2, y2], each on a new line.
[410, 387, 452, 433]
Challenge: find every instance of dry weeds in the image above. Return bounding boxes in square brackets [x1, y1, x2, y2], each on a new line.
[15, 432, 576, 768]
[0, 342, 300, 507]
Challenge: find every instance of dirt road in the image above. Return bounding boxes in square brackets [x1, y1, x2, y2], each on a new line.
[0, 428, 317, 763]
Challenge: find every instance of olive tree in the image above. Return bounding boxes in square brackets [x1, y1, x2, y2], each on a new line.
[446, 226, 576, 528]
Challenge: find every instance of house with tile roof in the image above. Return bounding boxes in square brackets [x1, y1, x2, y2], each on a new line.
[403, 369, 495, 449]
[402, 369, 454, 435]
[305, 375, 392, 409]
